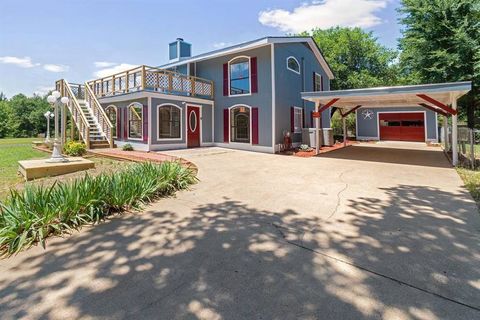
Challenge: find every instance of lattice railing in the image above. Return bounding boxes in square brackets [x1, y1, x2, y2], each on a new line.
[56, 79, 91, 148]
[85, 84, 114, 147]
[87, 65, 213, 99]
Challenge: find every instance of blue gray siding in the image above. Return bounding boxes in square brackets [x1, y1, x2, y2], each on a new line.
[195, 46, 273, 148]
[274, 42, 331, 144]
[356, 107, 438, 141]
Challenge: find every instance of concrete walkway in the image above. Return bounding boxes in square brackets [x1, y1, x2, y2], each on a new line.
[1, 143, 479, 319]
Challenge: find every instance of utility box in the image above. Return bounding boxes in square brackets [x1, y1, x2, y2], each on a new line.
[302, 128, 334, 147]
[323, 128, 334, 146]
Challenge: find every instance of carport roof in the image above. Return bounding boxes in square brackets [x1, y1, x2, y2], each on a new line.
[301, 81, 472, 112]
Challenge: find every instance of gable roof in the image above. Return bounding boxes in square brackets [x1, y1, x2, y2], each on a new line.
[159, 36, 334, 79]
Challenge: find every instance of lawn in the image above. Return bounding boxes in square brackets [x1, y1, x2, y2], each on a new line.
[457, 167, 480, 209]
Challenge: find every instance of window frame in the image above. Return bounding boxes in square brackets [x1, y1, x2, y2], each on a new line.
[293, 106, 303, 134]
[105, 105, 118, 138]
[286, 56, 300, 74]
[156, 103, 183, 141]
[229, 104, 252, 144]
[314, 72, 322, 92]
[228, 56, 251, 97]
[127, 102, 143, 141]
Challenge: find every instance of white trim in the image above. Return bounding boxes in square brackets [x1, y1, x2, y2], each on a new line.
[314, 72, 322, 92]
[214, 142, 273, 154]
[127, 102, 143, 141]
[115, 140, 149, 151]
[228, 55, 252, 97]
[356, 136, 380, 141]
[286, 56, 300, 74]
[212, 101, 215, 146]
[271, 43, 276, 152]
[293, 106, 303, 133]
[376, 111, 428, 142]
[228, 104, 252, 145]
[186, 103, 202, 147]
[355, 109, 359, 139]
[149, 143, 187, 151]
[98, 91, 214, 105]
[147, 97, 152, 149]
[156, 103, 183, 141]
[105, 105, 118, 139]
[434, 112, 439, 142]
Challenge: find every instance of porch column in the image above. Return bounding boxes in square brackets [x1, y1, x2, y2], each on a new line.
[315, 101, 320, 155]
[342, 114, 347, 147]
[443, 115, 449, 152]
[452, 98, 458, 166]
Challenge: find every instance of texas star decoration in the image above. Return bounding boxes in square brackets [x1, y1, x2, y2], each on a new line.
[362, 109, 374, 120]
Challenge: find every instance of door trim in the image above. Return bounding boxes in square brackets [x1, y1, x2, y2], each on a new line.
[186, 104, 202, 147]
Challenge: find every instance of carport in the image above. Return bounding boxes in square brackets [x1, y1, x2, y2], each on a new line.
[301, 81, 472, 165]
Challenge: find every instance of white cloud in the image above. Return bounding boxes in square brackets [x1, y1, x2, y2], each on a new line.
[34, 85, 54, 96]
[43, 64, 69, 73]
[94, 63, 138, 78]
[258, 0, 389, 33]
[213, 42, 233, 49]
[94, 61, 117, 68]
[0, 56, 39, 68]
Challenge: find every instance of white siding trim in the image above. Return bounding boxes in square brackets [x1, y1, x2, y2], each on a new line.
[227, 55, 252, 97]
[156, 103, 183, 141]
[271, 43, 276, 152]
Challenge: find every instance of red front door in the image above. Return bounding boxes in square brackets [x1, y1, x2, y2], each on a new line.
[379, 112, 425, 142]
[187, 106, 200, 148]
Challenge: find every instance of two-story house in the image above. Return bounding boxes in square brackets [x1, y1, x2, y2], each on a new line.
[55, 36, 334, 153]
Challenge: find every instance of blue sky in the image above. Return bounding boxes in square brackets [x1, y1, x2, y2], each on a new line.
[0, 0, 401, 98]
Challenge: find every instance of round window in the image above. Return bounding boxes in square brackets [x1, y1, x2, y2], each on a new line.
[189, 110, 197, 132]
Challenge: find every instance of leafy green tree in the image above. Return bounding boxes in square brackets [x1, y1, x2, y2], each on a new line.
[0, 101, 9, 138]
[6, 94, 51, 137]
[398, 0, 480, 127]
[300, 27, 407, 90]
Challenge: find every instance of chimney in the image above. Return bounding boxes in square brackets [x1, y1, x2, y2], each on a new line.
[169, 38, 192, 62]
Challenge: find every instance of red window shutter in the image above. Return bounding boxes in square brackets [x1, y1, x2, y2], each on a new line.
[290, 107, 295, 133]
[142, 105, 148, 142]
[223, 108, 229, 142]
[252, 107, 259, 144]
[223, 63, 228, 96]
[251, 57, 258, 93]
[124, 108, 128, 140]
[116, 109, 121, 139]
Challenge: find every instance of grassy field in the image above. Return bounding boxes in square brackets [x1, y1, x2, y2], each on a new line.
[0, 138, 127, 199]
[457, 168, 480, 208]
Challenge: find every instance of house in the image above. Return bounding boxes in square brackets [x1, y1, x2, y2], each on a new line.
[55, 36, 334, 153]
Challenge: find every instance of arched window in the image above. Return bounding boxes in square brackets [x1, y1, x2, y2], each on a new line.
[286, 56, 300, 74]
[105, 105, 117, 138]
[229, 56, 250, 95]
[230, 105, 250, 143]
[157, 104, 182, 139]
[128, 102, 143, 140]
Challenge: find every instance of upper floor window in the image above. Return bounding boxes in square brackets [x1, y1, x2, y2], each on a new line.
[158, 104, 181, 139]
[286, 56, 300, 74]
[229, 57, 250, 95]
[314, 73, 322, 92]
[128, 102, 143, 140]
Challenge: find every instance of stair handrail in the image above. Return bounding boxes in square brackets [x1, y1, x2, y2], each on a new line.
[59, 79, 92, 148]
[84, 83, 114, 148]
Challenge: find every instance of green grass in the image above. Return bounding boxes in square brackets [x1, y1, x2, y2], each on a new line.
[0, 138, 48, 192]
[0, 161, 197, 256]
[457, 167, 480, 208]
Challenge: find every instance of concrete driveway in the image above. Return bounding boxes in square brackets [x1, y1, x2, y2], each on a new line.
[1, 143, 479, 320]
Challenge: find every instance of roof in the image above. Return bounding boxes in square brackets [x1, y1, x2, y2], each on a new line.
[159, 36, 334, 79]
[301, 81, 472, 110]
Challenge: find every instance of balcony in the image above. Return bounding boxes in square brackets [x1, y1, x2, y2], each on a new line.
[87, 65, 214, 99]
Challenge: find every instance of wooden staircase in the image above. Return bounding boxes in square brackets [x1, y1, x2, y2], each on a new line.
[56, 79, 114, 149]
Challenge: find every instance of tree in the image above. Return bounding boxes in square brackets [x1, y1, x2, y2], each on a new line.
[300, 27, 407, 90]
[5, 94, 51, 137]
[398, 0, 480, 127]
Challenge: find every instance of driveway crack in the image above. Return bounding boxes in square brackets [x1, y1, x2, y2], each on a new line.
[327, 169, 350, 220]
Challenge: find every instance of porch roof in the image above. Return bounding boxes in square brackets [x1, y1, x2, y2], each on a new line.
[301, 81, 472, 113]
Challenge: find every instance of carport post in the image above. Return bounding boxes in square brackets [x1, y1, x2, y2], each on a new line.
[342, 115, 347, 147]
[443, 115, 449, 152]
[315, 101, 320, 155]
[452, 98, 458, 166]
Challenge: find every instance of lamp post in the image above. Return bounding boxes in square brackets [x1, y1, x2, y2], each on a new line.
[44, 111, 54, 143]
[46, 91, 69, 162]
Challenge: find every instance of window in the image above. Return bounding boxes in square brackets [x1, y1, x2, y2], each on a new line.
[105, 105, 117, 138]
[128, 103, 143, 139]
[314, 73, 322, 92]
[293, 107, 303, 133]
[229, 57, 250, 95]
[230, 106, 250, 143]
[158, 104, 181, 139]
[286, 56, 300, 74]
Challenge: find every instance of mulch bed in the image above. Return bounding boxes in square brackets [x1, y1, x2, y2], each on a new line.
[278, 141, 358, 158]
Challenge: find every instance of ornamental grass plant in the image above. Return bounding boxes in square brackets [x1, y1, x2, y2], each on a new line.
[0, 161, 197, 256]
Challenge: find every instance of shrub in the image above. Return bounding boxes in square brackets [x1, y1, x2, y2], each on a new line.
[122, 143, 134, 151]
[0, 161, 197, 256]
[64, 141, 86, 156]
[298, 144, 313, 151]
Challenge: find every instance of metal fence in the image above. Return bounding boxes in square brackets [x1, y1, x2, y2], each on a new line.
[441, 125, 479, 169]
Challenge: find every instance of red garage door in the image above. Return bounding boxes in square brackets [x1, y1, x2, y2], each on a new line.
[379, 112, 425, 142]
